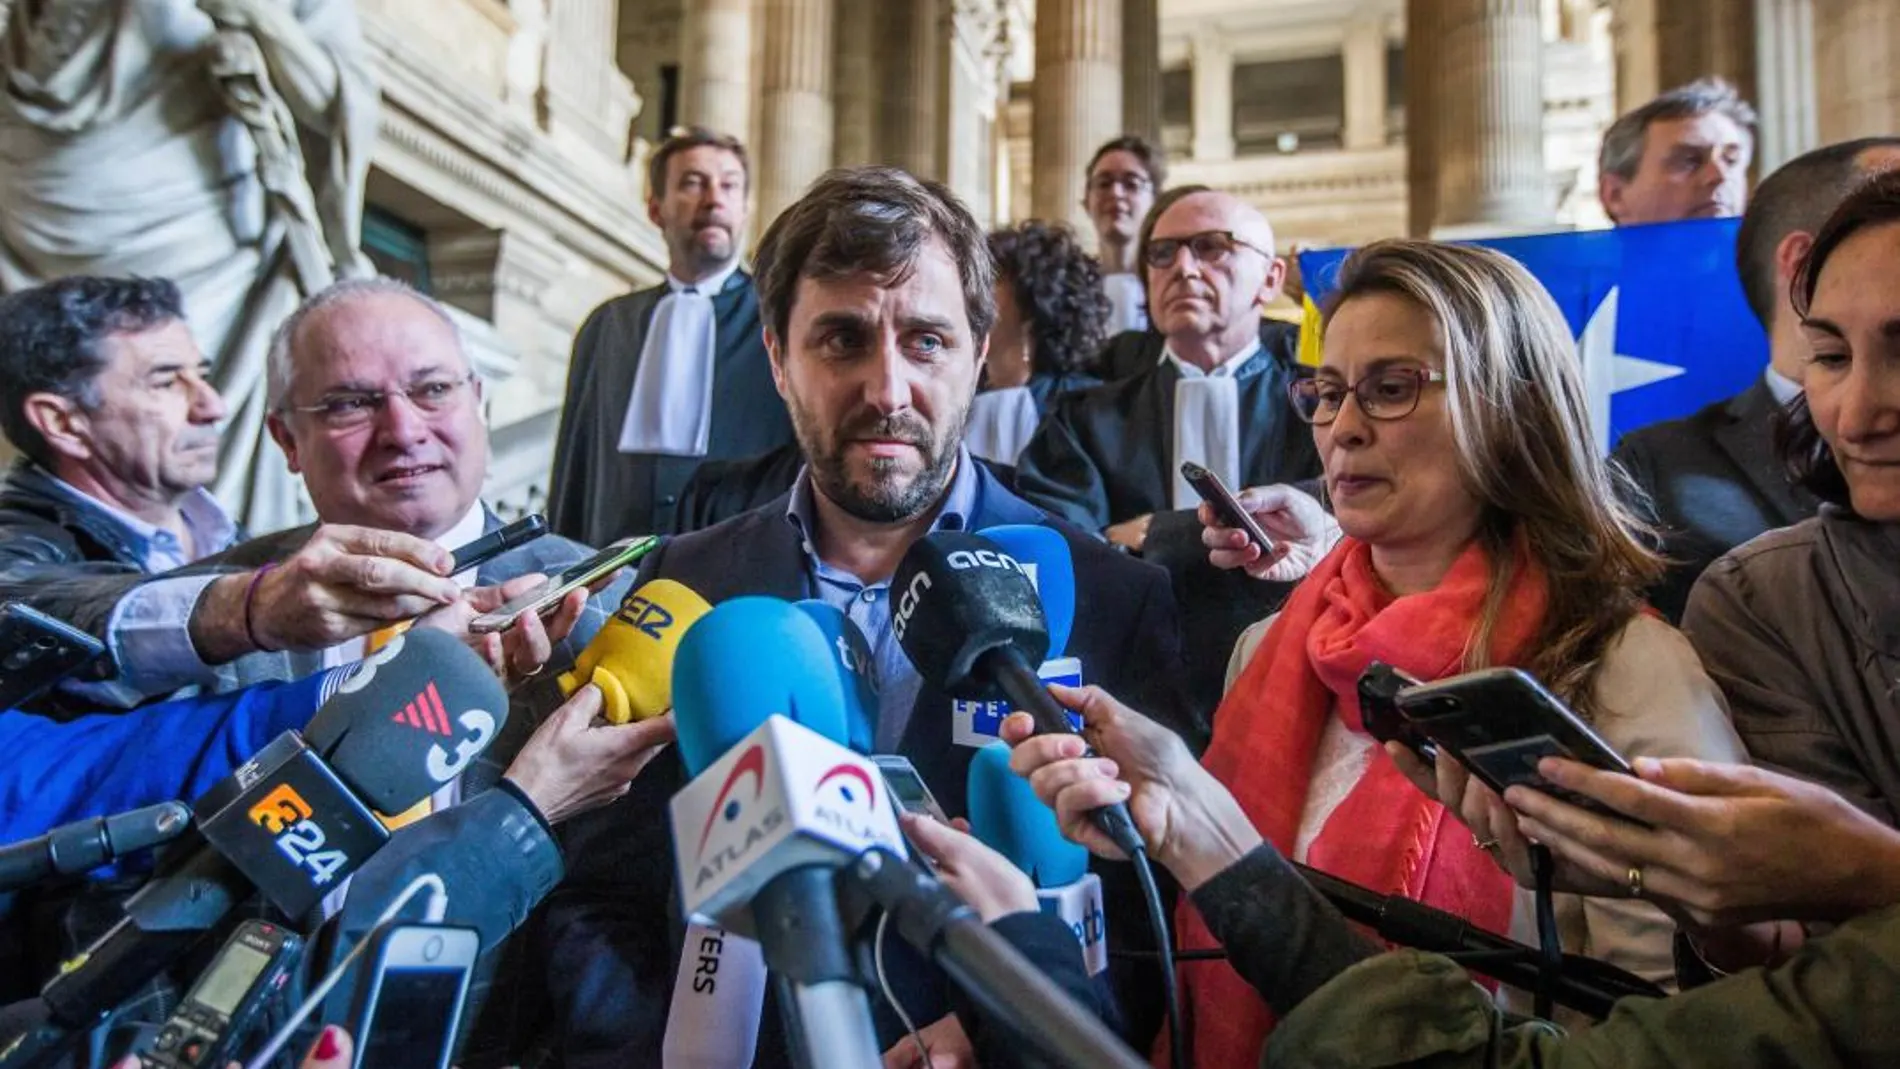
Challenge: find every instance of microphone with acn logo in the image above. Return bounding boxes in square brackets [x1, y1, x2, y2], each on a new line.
[666, 597, 901, 1069]
[558, 578, 714, 725]
[0, 801, 193, 894]
[967, 743, 1107, 977]
[0, 631, 508, 1069]
[892, 531, 1144, 859]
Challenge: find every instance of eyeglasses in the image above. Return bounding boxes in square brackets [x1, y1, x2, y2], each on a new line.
[1088, 173, 1153, 196]
[1143, 230, 1274, 270]
[1287, 367, 1447, 425]
[281, 372, 478, 429]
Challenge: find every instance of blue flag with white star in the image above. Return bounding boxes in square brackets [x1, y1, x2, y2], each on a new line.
[1296, 218, 1768, 451]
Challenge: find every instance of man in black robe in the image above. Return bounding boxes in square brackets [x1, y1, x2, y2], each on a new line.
[547, 127, 795, 545]
[1015, 186, 1321, 714]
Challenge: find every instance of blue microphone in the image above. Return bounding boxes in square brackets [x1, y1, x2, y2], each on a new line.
[967, 743, 1107, 975]
[671, 597, 848, 775]
[977, 524, 1075, 659]
[791, 600, 878, 754]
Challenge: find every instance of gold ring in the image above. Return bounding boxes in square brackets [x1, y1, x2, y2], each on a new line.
[1626, 865, 1645, 898]
[1472, 833, 1501, 853]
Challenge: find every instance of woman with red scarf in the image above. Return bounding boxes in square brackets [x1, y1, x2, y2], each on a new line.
[1155, 239, 1746, 1063]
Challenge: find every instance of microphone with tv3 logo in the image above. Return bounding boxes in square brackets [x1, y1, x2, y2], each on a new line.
[791, 599, 878, 754]
[665, 597, 902, 1069]
[892, 531, 1144, 858]
[557, 579, 714, 725]
[1, 631, 507, 1067]
[0, 802, 193, 894]
[966, 743, 1106, 977]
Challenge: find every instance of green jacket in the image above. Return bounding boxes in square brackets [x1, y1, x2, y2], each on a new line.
[1267, 904, 1900, 1068]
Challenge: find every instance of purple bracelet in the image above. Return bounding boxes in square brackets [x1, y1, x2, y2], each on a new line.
[244, 562, 279, 653]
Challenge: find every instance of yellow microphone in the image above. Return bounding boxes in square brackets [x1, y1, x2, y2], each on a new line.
[559, 579, 714, 724]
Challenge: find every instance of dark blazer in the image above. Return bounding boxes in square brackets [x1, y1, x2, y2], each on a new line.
[541, 465, 1201, 1069]
[1612, 379, 1821, 623]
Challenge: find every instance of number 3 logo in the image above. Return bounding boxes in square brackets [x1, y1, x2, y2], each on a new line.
[426, 708, 497, 782]
[337, 633, 406, 696]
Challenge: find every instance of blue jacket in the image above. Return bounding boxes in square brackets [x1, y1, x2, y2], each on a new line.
[0, 669, 335, 846]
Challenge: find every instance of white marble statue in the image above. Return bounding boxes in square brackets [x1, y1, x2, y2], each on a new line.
[0, 0, 378, 531]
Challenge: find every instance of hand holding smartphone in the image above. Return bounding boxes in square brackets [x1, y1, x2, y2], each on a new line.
[1180, 462, 1276, 557]
[469, 535, 660, 635]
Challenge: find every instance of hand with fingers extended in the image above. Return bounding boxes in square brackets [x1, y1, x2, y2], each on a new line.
[192, 525, 465, 662]
[503, 684, 677, 824]
[1199, 483, 1339, 582]
[1499, 757, 1900, 930]
[421, 574, 588, 688]
[1000, 684, 1260, 891]
[898, 812, 1037, 923]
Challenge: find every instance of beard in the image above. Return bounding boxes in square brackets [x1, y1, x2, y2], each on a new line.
[792, 399, 967, 524]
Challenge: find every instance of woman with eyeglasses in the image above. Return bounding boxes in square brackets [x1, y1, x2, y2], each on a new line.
[1085, 238, 1748, 1061]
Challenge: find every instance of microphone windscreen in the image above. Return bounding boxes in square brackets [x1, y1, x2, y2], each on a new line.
[792, 600, 878, 753]
[966, 742, 1089, 887]
[672, 597, 848, 775]
[976, 524, 1075, 660]
[891, 531, 1050, 701]
[304, 628, 511, 813]
[562, 579, 714, 724]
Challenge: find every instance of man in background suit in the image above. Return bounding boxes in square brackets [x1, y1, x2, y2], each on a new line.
[1614, 137, 1900, 621]
[548, 126, 796, 545]
[541, 167, 1200, 1069]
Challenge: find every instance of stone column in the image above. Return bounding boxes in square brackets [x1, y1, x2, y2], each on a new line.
[1343, 15, 1389, 151]
[1815, 0, 1900, 144]
[877, 0, 942, 179]
[1404, 0, 1441, 236]
[1432, 0, 1549, 235]
[678, 0, 753, 139]
[833, 0, 879, 164]
[1122, 0, 1161, 144]
[1031, 0, 1121, 230]
[1658, 0, 1757, 100]
[757, 0, 836, 226]
[1611, 0, 1661, 114]
[1189, 29, 1234, 162]
[542, 0, 635, 159]
[1756, 0, 1819, 171]
[939, 4, 996, 218]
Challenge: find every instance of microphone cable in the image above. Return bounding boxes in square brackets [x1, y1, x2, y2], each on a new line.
[874, 908, 933, 1068]
[1129, 849, 1187, 1069]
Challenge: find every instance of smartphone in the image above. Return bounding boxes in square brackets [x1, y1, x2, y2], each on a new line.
[1393, 667, 1634, 816]
[347, 924, 480, 1069]
[872, 755, 949, 823]
[1180, 462, 1275, 556]
[448, 514, 548, 577]
[147, 920, 303, 1069]
[1357, 662, 1435, 768]
[0, 603, 107, 709]
[468, 535, 661, 634]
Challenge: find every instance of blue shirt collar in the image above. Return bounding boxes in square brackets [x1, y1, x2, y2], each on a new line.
[784, 446, 980, 573]
[41, 472, 238, 570]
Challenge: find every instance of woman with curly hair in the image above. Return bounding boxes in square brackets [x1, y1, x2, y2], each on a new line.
[970, 222, 1109, 465]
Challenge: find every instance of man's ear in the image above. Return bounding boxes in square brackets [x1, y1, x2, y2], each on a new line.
[22, 392, 91, 464]
[1774, 230, 1814, 307]
[763, 328, 789, 399]
[1255, 256, 1288, 311]
[1598, 173, 1627, 225]
[265, 413, 302, 474]
[646, 196, 664, 229]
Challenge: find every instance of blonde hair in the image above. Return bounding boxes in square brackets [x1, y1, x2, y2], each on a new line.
[1322, 239, 1663, 716]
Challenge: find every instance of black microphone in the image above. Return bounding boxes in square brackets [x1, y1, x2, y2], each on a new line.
[892, 531, 1145, 857]
[0, 630, 508, 1069]
[0, 802, 193, 893]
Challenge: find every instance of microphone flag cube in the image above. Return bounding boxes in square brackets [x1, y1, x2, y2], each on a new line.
[669, 715, 907, 939]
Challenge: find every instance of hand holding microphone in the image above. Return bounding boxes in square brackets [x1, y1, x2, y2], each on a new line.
[504, 683, 676, 824]
[558, 579, 713, 725]
[1002, 685, 1261, 892]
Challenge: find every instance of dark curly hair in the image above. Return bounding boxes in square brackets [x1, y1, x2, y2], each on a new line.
[986, 221, 1110, 376]
[0, 276, 184, 467]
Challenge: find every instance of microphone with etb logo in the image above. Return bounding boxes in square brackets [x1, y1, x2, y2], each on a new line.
[0, 631, 508, 1069]
[967, 743, 1106, 977]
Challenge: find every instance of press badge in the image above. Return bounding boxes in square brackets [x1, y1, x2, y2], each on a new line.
[952, 657, 1083, 747]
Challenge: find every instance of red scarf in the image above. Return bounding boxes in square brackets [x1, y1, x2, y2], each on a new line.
[1166, 537, 1545, 1067]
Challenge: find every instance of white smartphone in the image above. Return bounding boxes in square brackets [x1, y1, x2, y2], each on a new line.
[469, 535, 660, 634]
[347, 925, 480, 1069]
[871, 755, 949, 823]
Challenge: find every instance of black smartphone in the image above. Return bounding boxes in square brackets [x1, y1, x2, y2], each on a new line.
[447, 514, 548, 577]
[1180, 462, 1275, 556]
[469, 535, 660, 634]
[348, 924, 480, 1069]
[1358, 661, 1434, 768]
[0, 603, 106, 709]
[1393, 667, 1634, 816]
[146, 920, 303, 1069]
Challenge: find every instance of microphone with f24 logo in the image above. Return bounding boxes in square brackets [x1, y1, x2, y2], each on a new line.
[0, 630, 508, 1068]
